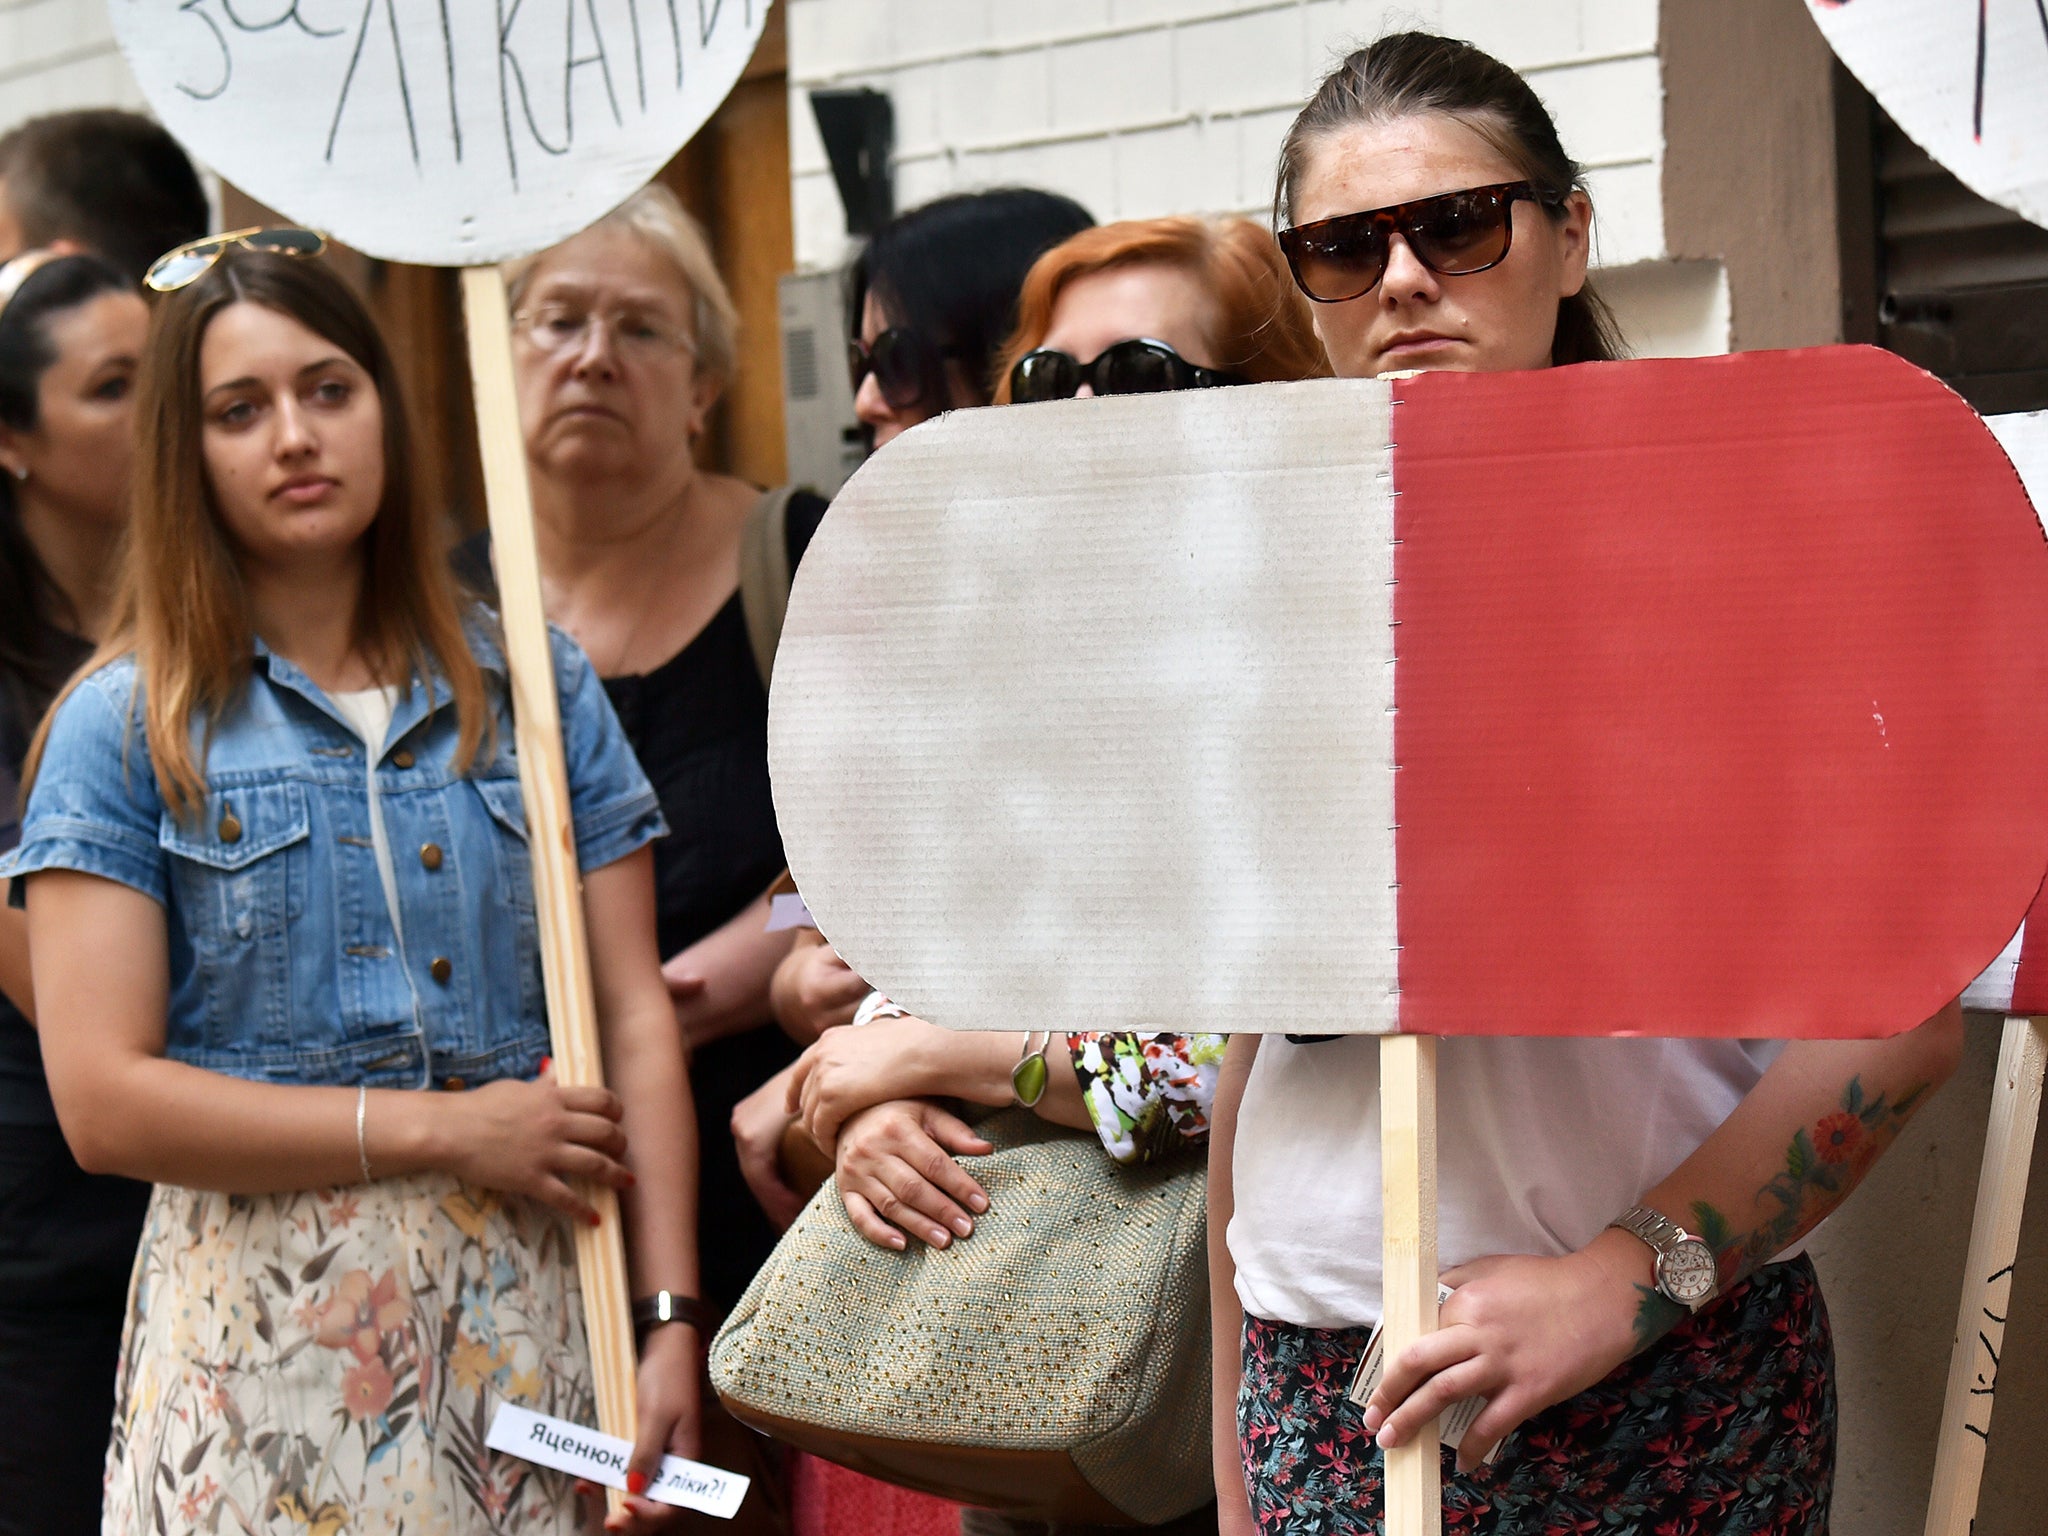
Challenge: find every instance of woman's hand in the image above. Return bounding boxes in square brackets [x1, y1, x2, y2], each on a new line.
[435, 1067, 632, 1227]
[786, 1015, 957, 1149]
[1362, 1231, 1648, 1473]
[834, 1100, 992, 1251]
[770, 935, 872, 1041]
[730, 1066, 807, 1229]
[596, 1323, 702, 1533]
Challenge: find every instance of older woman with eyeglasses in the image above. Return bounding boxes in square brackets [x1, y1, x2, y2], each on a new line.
[458, 184, 830, 1531]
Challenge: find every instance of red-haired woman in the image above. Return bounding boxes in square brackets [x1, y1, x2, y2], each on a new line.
[3, 243, 700, 1535]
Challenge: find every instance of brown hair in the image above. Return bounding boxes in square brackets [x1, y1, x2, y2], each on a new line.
[1276, 32, 1625, 366]
[992, 216, 1330, 402]
[24, 250, 492, 816]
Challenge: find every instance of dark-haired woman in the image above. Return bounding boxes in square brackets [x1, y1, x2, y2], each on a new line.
[846, 187, 1094, 450]
[4, 243, 701, 1535]
[749, 187, 1097, 1159]
[1209, 33, 1960, 1536]
[0, 248, 153, 1536]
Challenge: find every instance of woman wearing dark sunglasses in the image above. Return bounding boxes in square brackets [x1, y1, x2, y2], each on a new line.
[844, 188, 1093, 450]
[1209, 32, 1957, 1536]
[993, 215, 1327, 408]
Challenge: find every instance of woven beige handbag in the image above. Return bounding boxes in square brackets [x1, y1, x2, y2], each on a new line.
[708, 1108, 1212, 1525]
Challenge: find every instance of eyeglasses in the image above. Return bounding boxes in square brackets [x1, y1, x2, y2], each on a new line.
[848, 328, 961, 412]
[144, 227, 328, 293]
[1277, 181, 1559, 304]
[512, 303, 697, 362]
[1007, 338, 1245, 404]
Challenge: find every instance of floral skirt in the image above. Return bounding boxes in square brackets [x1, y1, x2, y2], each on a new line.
[1238, 1255, 1834, 1536]
[104, 1174, 600, 1536]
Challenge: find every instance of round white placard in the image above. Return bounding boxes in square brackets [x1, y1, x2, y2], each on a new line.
[1808, 0, 2048, 229]
[110, 0, 771, 265]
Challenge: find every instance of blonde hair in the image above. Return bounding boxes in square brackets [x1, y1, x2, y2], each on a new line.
[505, 184, 741, 384]
[24, 250, 493, 817]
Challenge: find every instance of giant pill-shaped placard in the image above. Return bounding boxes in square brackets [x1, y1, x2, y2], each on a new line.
[109, 0, 771, 265]
[770, 347, 2048, 1039]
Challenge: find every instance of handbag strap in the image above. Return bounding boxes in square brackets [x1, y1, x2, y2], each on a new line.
[738, 484, 798, 691]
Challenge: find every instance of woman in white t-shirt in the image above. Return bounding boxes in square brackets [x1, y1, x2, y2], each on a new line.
[1208, 34, 1963, 1536]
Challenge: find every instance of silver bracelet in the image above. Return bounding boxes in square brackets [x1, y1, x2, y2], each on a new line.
[355, 1085, 373, 1183]
[850, 989, 909, 1028]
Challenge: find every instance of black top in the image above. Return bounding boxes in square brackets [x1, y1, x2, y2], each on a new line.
[457, 490, 828, 1309]
[0, 628, 87, 1126]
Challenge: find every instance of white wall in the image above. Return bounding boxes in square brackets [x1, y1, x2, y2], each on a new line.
[785, 0, 1670, 283]
[0, 0, 146, 132]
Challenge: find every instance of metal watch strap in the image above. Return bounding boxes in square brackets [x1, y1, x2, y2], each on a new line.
[632, 1291, 717, 1339]
[1612, 1204, 1689, 1254]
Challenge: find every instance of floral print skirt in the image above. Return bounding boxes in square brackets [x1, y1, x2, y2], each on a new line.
[104, 1174, 599, 1535]
[1238, 1255, 1834, 1536]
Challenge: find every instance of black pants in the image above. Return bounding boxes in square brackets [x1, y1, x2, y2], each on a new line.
[0, 1121, 150, 1536]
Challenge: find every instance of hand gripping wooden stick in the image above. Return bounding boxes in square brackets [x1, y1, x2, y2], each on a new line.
[1381, 1034, 1441, 1536]
[1923, 1014, 2047, 1536]
[462, 266, 638, 1514]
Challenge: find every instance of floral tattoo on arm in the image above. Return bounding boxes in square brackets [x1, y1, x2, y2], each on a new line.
[1629, 1075, 1929, 1353]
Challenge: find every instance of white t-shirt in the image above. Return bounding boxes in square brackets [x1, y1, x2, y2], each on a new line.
[1228, 1033, 1785, 1329]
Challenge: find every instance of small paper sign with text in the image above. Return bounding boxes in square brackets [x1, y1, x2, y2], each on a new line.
[486, 1403, 749, 1519]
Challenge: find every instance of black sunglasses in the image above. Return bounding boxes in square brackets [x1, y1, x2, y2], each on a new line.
[1008, 338, 1244, 405]
[848, 327, 965, 412]
[1277, 181, 1561, 304]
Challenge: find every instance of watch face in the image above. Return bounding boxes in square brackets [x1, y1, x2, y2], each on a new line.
[1659, 1240, 1719, 1305]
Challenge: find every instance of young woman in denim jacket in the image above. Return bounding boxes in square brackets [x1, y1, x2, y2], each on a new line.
[2, 246, 700, 1535]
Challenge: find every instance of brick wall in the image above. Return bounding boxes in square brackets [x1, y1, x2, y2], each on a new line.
[0, 0, 145, 134]
[786, 0, 1666, 273]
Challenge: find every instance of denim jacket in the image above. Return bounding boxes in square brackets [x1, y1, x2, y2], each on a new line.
[0, 624, 664, 1090]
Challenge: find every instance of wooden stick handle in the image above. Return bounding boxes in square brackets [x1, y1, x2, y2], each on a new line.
[461, 266, 638, 1509]
[1923, 1014, 2047, 1536]
[1381, 1034, 1441, 1536]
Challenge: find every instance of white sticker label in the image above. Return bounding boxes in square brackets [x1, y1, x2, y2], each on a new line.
[765, 892, 816, 932]
[485, 1403, 750, 1519]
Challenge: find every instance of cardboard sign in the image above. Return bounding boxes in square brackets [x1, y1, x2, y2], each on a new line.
[1808, 0, 2048, 229]
[108, 0, 772, 265]
[769, 347, 2048, 1039]
[485, 1403, 749, 1518]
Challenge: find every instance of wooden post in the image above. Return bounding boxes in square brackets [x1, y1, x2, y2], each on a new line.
[1381, 1034, 1441, 1536]
[1924, 1014, 2047, 1536]
[461, 266, 638, 1510]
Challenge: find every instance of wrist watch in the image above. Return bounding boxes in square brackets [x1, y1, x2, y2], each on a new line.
[1607, 1206, 1721, 1310]
[632, 1290, 717, 1343]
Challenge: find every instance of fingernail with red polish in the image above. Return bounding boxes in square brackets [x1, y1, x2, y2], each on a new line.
[538, 1055, 552, 1076]
[587, 1212, 602, 1228]
[626, 1470, 650, 1496]
[623, 1172, 637, 1189]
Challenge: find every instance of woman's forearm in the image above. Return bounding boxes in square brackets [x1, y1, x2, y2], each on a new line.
[664, 892, 799, 1050]
[0, 895, 32, 1023]
[1617, 1000, 1965, 1352]
[1210, 1034, 1258, 1529]
[587, 852, 702, 1301]
[57, 1050, 456, 1188]
[611, 994, 701, 1300]
[904, 1025, 1092, 1131]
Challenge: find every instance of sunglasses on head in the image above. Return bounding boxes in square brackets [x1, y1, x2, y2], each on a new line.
[1277, 181, 1560, 305]
[1008, 338, 1244, 405]
[144, 227, 328, 293]
[848, 327, 964, 412]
